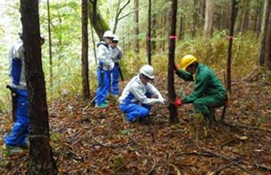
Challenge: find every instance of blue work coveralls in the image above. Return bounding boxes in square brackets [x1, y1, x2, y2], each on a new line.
[119, 75, 164, 122]
[96, 41, 114, 105]
[109, 46, 122, 95]
[5, 39, 29, 147]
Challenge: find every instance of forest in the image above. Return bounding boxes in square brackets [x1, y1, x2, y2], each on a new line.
[0, 0, 271, 174]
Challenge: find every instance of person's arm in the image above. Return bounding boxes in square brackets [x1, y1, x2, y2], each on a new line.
[146, 83, 164, 100]
[182, 74, 208, 103]
[130, 83, 159, 105]
[175, 69, 194, 81]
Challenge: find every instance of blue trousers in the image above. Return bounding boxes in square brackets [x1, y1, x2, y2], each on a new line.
[120, 103, 151, 122]
[96, 68, 110, 105]
[109, 65, 119, 95]
[5, 89, 29, 147]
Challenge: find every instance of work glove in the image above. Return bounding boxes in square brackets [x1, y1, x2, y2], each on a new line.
[174, 97, 182, 106]
[158, 98, 167, 105]
[108, 62, 115, 71]
[174, 64, 179, 71]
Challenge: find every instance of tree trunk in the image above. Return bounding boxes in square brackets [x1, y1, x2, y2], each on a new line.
[20, 0, 57, 174]
[178, 13, 185, 40]
[134, 0, 140, 54]
[240, 0, 250, 33]
[227, 0, 238, 94]
[147, 0, 152, 65]
[192, 0, 198, 38]
[152, 13, 157, 52]
[47, 0, 53, 93]
[82, 0, 90, 99]
[259, 0, 271, 66]
[88, 0, 110, 40]
[204, 0, 215, 37]
[168, 0, 179, 124]
[266, 15, 271, 69]
[222, 0, 230, 30]
[90, 24, 97, 65]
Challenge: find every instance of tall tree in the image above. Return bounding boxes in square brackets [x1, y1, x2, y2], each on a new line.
[146, 0, 152, 65]
[20, 0, 57, 174]
[134, 0, 140, 55]
[112, 0, 131, 33]
[259, 0, 271, 69]
[82, 0, 90, 99]
[88, 0, 110, 39]
[227, 0, 238, 94]
[47, 0, 53, 93]
[203, 0, 215, 36]
[168, 0, 179, 124]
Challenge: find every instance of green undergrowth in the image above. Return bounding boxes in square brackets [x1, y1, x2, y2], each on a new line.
[0, 31, 262, 113]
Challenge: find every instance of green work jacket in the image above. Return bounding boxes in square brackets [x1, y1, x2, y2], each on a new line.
[175, 63, 226, 104]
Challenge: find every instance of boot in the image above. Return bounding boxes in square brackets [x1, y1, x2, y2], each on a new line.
[208, 113, 217, 128]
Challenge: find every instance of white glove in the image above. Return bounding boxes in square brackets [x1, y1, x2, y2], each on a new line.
[108, 62, 115, 71]
[158, 98, 166, 105]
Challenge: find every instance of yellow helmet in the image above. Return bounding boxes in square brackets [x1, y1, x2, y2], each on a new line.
[180, 55, 197, 70]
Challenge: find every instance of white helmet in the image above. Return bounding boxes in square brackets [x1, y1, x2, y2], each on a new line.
[140, 65, 155, 79]
[113, 35, 119, 42]
[103, 31, 114, 38]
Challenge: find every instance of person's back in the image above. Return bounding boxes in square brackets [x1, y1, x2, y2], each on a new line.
[9, 39, 26, 90]
[191, 63, 225, 98]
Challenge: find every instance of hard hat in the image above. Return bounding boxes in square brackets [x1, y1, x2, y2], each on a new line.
[113, 35, 119, 42]
[103, 31, 114, 38]
[180, 55, 197, 70]
[140, 65, 155, 79]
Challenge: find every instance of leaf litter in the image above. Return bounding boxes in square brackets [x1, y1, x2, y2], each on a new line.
[0, 73, 271, 175]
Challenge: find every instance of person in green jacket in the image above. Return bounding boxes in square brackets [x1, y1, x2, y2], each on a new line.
[174, 54, 226, 127]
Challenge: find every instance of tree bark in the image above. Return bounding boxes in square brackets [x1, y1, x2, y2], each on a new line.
[227, 0, 238, 94]
[82, 0, 90, 99]
[134, 0, 140, 54]
[168, 0, 179, 124]
[20, 0, 57, 174]
[259, 0, 271, 67]
[47, 0, 53, 93]
[240, 0, 250, 33]
[204, 0, 215, 37]
[88, 0, 110, 40]
[192, 0, 198, 38]
[147, 0, 152, 65]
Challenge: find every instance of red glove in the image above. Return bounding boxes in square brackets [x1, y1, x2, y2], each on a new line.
[174, 64, 179, 70]
[174, 97, 182, 106]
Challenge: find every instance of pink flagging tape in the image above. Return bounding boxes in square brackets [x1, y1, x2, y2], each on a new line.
[169, 36, 177, 39]
[227, 36, 234, 40]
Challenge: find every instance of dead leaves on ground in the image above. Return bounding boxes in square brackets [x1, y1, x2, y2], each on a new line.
[1, 76, 271, 175]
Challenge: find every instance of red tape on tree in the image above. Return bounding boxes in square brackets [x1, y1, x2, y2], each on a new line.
[227, 36, 234, 40]
[169, 36, 177, 39]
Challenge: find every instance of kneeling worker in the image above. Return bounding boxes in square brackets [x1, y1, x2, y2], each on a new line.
[119, 65, 166, 122]
[174, 55, 226, 127]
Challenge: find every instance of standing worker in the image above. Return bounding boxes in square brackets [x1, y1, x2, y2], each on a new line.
[174, 55, 226, 128]
[109, 34, 123, 96]
[96, 31, 115, 108]
[3, 30, 45, 156]
[119, 65, 166, 123]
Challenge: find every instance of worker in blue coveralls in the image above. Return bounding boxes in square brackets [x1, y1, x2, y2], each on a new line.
[119, 65, 166, 122]
[2, 30, 44, 156]
[109, 34, 122, 96]
[96, 31, 115, 108]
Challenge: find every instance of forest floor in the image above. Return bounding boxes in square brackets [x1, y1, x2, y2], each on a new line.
[0, 71, 271, 175]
